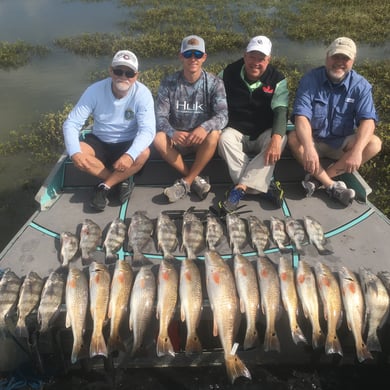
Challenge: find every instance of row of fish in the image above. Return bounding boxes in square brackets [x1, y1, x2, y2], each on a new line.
[59, 209, 331, 267]
[2, 253, 390, 384]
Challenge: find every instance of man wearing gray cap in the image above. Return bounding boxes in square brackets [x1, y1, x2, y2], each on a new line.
[217, 35, 289, 213]
[154, 35, 228, 203]
[288, 37, 381, 206]
[63, 50, 156, 211]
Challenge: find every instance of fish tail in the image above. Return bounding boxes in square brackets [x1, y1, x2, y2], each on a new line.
[291, 325, 308, 345]
[89, 330, 108, 358]
[70, 336, 83, 364]
[225, 353, 252, 384]
[107, 332, 126, 354]
[317, 247, 333, 256]
[279, 245, 291, 254]
[356, 341, 374, 362]
[325, 334, 343, 356]
[185, 332, 202, 355]
[366, 332, 382, 352]
[243, 327, 258, 350]
[132, 252, 147, 267]
[312, 328, 325, 349]
[15, 319, 29, 338]
[81, 256, 93, 266]
[156, 332, 175, 357]
[263, 328, 280, 353]
[105, 253, 118, 264]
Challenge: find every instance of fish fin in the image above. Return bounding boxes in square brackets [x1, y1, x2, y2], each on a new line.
[312, 327, 325, 349]
[15, 319, 29, 339]
[81, 256, 93, 266]
[225, 353, 252, 384]
[105, 253, 118, 264]
[243, 327, 258, 350]
[291, 325, 308, 345]
[317, 247, 333, 255]
[107, 334, 126, 354]
[357, 342, 373, 363]
[89, 331, 108, 358]
[366, 333, 382, 353]
[263, 328, 280, 353]
[185, 332, 202, 355]
[325, 334, 343, 356]
[156, 333, 175, 357]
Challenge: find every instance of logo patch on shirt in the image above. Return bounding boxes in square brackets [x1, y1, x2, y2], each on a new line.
[345, 98, 355, 103]
[125, 109, 135, 120]
[262, 85, 274, 94]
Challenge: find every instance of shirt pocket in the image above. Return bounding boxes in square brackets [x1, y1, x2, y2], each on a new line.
[331, 106, 355, 137]
[311, 98, 328, 130]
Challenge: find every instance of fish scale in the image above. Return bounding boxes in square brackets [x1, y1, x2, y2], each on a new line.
[0, 270, 22, 333]
[247, 215, 270, 256]
[226, 213, 247, 255]
[157, 211, 178, 260]
[181, 208, 205, 260]
[103, 218, 127, 263]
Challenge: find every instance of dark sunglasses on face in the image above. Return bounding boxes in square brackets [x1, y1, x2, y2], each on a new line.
[182, 50, 204, 59]
[112, 68, 137, 78]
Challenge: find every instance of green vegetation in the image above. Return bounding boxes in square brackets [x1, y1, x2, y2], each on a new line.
[0, 0, 389, 215]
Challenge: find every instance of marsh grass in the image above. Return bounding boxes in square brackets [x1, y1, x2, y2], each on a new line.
[0, 0, 389, 215]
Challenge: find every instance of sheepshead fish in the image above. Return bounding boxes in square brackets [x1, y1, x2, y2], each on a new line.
[37, 270, 65, 333]
[66, 267, 89, 364]
[303, 216, 332, 255]
[181, 208, 205, 260]
[129, 265, 156, 357]
[233, 254, 260, 350]
[206, 213, 224, 251]
[79, 219, 102, 265]
[257, 256, 281, 352]
[0, 270, 22, 334]
[157, 211, 178, 260]
[60, 231, 79, 266]
[285, 217, 306, 255]
[205, 250, 251, 384]
[179, 259, 203, 355]
[226, 212, 247, 255]
[278, 257, 307, 345]
[270, 216, 290, 253]
[103, 218, 127, 263]
[89, 262, 111, 358]
[156, 259, 179, 357]
[107, 260, 133, 353]
[16, 271, 44, 338]
[314, 262, 343, 356]
[339, 266, 373, 362]
[295, 260, 325, 349]
[128, 210, 154, 264]
[247, 215, 270, 256]
[360, 268, 390, 352]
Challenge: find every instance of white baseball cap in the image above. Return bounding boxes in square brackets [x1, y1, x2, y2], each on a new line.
[246, 35, 272, 56]
[180, 35, 205, 53]
[111, 50, 138, 72]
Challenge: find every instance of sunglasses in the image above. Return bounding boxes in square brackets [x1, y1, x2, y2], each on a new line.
[182, 50, 204, 59]
[112, 68, 137, 78]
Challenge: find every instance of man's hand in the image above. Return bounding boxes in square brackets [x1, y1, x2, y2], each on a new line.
[113, 154, 134, 172]
[302, 146, 320, 175]
[264, 135, 282, 165]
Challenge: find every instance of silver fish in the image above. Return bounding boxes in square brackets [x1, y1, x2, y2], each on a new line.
[278, 257, 307, 345]
[285, 217, 306, 255]
[270, 216, 290, 253]
[206, 213, 224, 251]
[157, 211, 178, 260]
[0, 270, 22, 334]
[303, 215, 332, 255]
[89, 261, 111, 358]
[103, 218, 127, 263]
[37, 270, 65, 333]
[107, 260, 133, 353]
[233, 254, 260, 350]
[129, 265, 156, 357]
[65, 267, 89, 364]
[226, 212, 247, 255]
[339, 266, 373, 362]
[181, 208, 205, 260]
[314, 262, 343, 356]
[15, 271, 44, 338]
[295, 260, 325, 349]
[205, 250, 251, 384]
[156, 259, 179, 357]
[128, 210, 154, 264]
[179, 259, 203, 355]
[257, 256, 281, 352]
[247, 215, 270, 256]
[60, 231, 79, 266]
[79, 219, 102, 264]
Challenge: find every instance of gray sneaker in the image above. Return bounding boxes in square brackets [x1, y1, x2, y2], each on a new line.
[326, 181, 355, 206]
[301, 174, 321, 197]
[164, 179, 190, 203]
[191, 176, 211, 200]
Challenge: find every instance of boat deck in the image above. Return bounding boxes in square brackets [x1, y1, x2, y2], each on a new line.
[1, 147, 390, 373]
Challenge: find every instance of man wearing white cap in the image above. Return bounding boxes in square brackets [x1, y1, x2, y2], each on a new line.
[155, 35, 228, 203]
[289, 37, 381, 206]
[63, 50, 156, 211]
[217, 35, 289, 213]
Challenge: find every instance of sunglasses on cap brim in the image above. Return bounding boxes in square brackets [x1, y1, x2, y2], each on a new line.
[182, 50, 204, 59]
[112, 68, 137, 78]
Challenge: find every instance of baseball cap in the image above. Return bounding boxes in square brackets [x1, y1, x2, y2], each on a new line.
[246, 36, 272, 56]
[180, 35, 205, 53]
[327, 37, 356, 59]
[111, 50, 138, 72]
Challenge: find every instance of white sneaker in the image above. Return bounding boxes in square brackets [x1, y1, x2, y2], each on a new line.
[191, 176, 211, 200]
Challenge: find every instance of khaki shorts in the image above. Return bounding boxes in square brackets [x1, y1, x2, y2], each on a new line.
[315, 134, 355, 160]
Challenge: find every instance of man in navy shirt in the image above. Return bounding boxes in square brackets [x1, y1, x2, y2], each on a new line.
[288, 37, 381, 206]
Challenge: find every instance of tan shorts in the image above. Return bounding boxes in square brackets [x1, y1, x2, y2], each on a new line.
[315, 134, 355, 160]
